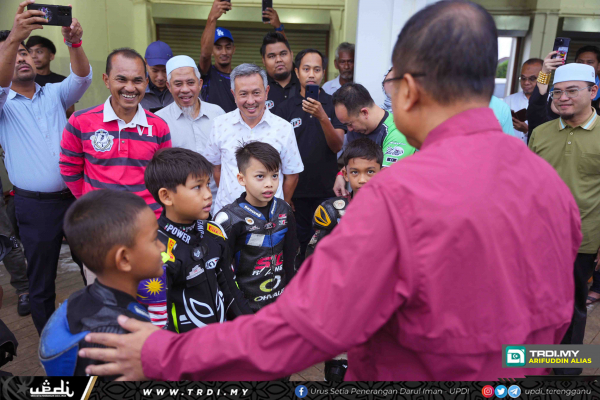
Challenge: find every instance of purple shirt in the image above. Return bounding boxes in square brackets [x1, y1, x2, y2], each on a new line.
[142, 108, 581, 381]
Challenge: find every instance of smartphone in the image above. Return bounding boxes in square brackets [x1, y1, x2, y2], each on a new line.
[221, 0, 230, 2]
[262, 0, 273, 23]
[306, 84, 319, 101]
[27, 4, 72, 27]
[551, 37, 570, 60]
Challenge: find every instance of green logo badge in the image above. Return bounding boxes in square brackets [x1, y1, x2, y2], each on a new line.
[505, 346, 526, 367]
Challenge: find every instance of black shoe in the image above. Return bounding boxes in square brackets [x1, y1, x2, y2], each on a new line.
[17, 293, 30, 316]
[324, 359, 347, 383]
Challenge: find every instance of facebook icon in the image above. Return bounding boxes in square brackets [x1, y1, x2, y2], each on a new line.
[295, 385, 308, 398]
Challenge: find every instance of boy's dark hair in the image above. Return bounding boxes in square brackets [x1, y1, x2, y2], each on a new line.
[145, 148, 214, 207]
[0, 30, 25, 48]
[26, 36, 57, 54]
[295, 49, 328, 70]
[575, 45, 600, 64]
[236, 141, 281, 174]
[106, 48, 147, 76]
[64, 190, 149, 275]
[260, 32, 291, 58]
[344, 138, 383, 167]
[332, 83, 375, 115]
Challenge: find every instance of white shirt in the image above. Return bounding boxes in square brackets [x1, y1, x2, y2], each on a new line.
[503, 91, 529, 143]
[204, 108, 304, 213]
[156, 99, 225, 209]
[322, 76, 341, 95]
[103, 97, 151, 151]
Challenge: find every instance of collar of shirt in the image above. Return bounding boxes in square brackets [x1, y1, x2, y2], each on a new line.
[268, 72, 299, 89]
[8, 82, 43, 101]
[103, 96, 150, 130]
[230, 107, 273, 129]
[558, 108, 598, 131]
[146, 80, 166, 96]
[421, 107, 498, 150]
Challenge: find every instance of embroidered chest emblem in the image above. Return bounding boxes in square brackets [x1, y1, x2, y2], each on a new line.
[91, 129, 114, 152]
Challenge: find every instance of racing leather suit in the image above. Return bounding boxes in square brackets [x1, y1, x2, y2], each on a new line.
[306, 197, 349, 258]
[156, 213, 252, 333]
[214, 194, 298, 313]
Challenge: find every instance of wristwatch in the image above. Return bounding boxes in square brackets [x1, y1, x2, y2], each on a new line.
[64, 38, 82, 48]
[275, 24, 284, 32]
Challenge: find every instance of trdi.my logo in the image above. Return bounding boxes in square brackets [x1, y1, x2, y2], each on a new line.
[505, 346, 526, 367]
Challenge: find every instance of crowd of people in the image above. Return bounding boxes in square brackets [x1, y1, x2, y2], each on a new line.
[0, 0, 599, 381]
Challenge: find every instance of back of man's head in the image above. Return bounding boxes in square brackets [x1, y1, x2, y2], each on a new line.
[332, 83, 375, 115]
[260, 32, 291, 58]
[523, 58, 543, 68]
[64, 190, 150, 275]
[392, 0, 497, 104]
[25, 36, 57, 54]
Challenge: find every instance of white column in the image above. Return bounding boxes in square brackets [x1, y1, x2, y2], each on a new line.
[354, 0, 438, 107]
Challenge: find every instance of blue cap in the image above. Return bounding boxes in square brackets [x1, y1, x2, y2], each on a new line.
[214, 27, 234, 44]
[145, 41, 173, 66]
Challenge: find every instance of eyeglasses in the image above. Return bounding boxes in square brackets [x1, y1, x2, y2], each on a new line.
[550, 86, 591, 100]
[519, 76, 538, 83]
[382, 73, 426, 96]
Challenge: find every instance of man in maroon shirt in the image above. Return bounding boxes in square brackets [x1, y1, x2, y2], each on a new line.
[79, 1, 580, 381]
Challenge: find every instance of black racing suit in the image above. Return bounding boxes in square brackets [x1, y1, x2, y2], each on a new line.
[304, 196, 350, 382]
[305, 197, 349, 258]
[214, 193, 298, 313]
[39, 281, 151, 378]
[158, 213, 252, 333]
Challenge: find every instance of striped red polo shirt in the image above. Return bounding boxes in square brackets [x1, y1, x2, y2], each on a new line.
[60, 101, 171, 216]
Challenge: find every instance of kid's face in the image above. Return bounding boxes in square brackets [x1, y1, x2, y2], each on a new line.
[128, 208, 166, 280]
[237, 158, 280, 207]
[343, 157, 381, 194]
[168, 174, 213, 222]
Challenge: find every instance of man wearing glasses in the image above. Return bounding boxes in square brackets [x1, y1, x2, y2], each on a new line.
[503, 59, 543, 139]
[529, 63, 599, 375]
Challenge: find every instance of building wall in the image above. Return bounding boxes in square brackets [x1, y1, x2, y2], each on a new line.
[0, 0, 357, 109]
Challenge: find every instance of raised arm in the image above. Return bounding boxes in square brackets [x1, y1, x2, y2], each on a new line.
[0, 0, 46, 88]
[262, 8, 286, 39]
[62, 16, 89, 78]
[199, 0, 231, 75]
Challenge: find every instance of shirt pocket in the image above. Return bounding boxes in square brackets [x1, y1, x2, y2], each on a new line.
[578, 152, 600, 176]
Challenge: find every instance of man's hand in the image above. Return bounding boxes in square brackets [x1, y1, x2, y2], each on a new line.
[333, 172, 349, 198]
[10, 0, 47, 43]
[62, 9, 82, 44]
[263, 7, 281, 28]
[302, 98, 328, 121]
[78, 315, 159, 381]
[209, 0, 232, 22]
[512, 118, 528, 133]
[542, 51, 564, 75]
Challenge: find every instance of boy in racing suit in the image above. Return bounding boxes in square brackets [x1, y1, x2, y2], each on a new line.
[143, 148, 252, 333]
[39, 190, 164, 377]
[306, 138, 383, 382]
[214, 142, 299, 313]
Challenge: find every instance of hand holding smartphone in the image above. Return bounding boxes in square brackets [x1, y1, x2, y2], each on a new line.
[262, 0, 274, 23]
[306, 84, 319, 101]
[551, 37, 570, 61]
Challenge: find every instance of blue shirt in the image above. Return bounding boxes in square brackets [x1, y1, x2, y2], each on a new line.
[489, 95, 517, 138]
[0, 66, 92, 192]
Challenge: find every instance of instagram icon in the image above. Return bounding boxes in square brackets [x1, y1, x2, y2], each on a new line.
[482, 385, 494, 398]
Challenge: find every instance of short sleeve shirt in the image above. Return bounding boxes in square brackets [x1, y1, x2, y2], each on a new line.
[201, 65, 236, 113]
[529, 109, 600, 254]
[204, 108, 304, 213]
[273, 90, 345, 198]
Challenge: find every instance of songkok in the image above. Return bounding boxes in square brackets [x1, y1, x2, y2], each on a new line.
[554, 63, 596, 85]
[166, 55, 198, 77]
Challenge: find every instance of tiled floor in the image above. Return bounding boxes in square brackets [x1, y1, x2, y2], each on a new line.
[2, 247, 600, 379]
